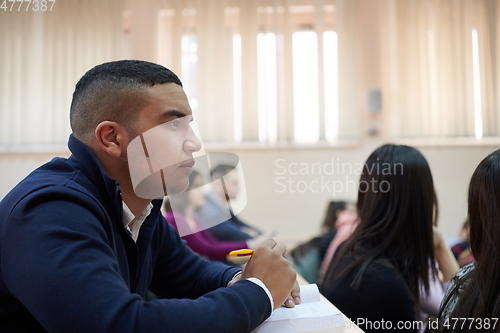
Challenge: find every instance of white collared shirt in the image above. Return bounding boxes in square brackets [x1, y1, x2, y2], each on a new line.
[122, 202, 153, 242]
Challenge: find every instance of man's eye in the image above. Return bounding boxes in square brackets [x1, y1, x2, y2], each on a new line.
[168, 120, 180, 127]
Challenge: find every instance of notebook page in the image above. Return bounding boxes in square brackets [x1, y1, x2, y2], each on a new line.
[298, 283, 320, 303]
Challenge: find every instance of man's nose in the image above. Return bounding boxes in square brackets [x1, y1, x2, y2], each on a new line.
[184, 126, 202, 152]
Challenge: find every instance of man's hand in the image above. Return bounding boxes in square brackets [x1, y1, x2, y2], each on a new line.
[240, 239, 298, 310]
[282, 280, 301, 308]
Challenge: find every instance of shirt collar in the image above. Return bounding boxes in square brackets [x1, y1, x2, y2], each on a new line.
[122, 201, 153, 241]
[122, 202, 153, 226]
[122, 202, 135, 227]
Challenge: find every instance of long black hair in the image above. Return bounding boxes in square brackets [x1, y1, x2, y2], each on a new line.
[322, 144, 437, 306]
[441, 149, 500, 328]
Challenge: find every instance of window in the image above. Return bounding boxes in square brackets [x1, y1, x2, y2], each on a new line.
[323, 31, 339, 143]
[257, 32, 278, 143]
[471, 29, 483, 140]
[181, 34, 199, 116]
[385, 0, 500, 140]
[292, 31, 319, 143]
[232, 34, 243, 142]
[0, 0, 125, 149]
[3, 1, 499, 150]
[158, 1, 342, 145]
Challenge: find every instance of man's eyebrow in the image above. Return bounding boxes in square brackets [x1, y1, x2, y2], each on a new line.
[161, 110, 188, 119]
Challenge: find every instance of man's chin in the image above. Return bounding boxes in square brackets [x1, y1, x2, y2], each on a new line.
[130, 171, 190, 199]
[165, 180, 190, 196]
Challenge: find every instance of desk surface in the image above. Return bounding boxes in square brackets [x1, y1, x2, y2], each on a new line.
[296, 275, 364, 333]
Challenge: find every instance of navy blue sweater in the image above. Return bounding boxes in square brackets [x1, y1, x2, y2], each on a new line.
[0, 135, 271, 332]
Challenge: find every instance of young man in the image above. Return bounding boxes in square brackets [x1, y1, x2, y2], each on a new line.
[0, 60, 298, 332]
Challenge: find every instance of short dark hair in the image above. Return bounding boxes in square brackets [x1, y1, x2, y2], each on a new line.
[70, 60, 183, 142]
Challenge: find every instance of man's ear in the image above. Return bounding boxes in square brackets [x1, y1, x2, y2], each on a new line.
[94, 121, 128, 158]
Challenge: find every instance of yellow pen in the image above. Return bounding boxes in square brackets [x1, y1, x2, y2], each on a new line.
[228, 249, 254, 257]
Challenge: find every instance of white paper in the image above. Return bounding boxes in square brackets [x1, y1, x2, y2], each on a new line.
[252, 284, 343, 333]
[296, 283, 321, 303]
[267, 302, 340, 321]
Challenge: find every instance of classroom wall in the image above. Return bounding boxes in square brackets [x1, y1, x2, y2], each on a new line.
[1, 142, 495, 244]
[221, 142, 496, 243]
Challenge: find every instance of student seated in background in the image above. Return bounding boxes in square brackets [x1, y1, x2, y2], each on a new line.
[440, 149, 500, 331]
[198, 164, 262, 241]
[450, 220, 474, 267]
[164, 169, 264, 262]
[318, 201, 350, 260]
[0, 60, 299, 333]
[319, 203, 358, 284]
[288, 200, 352, 284]
[320, 144, 459, 333]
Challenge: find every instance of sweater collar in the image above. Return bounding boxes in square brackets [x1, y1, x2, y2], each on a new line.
[66, 135, 163, 231]
[67, 134, 122, 214]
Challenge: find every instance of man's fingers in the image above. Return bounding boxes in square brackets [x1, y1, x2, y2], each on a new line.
[254, 238, 287, 255]
[272, 242, 286, 256]
[290, 280, 301, 304]
[283, 297, 296, 308]
[281, 279, 301, 308]
[259, 239, 277, 249]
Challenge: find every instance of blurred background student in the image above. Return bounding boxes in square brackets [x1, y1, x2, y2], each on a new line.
[288, 200, 353, 284]
[318, 201, 351, 260]
[318, 203, 358, 284]
[440, 149, 500, 331]
[164, 170, 263, 263]
[321, 144, 459, 333]
[198, 164, 262, 241]
[449, 220, 474, 268]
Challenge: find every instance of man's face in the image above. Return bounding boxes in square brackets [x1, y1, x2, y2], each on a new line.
[126, 83, 202, 199]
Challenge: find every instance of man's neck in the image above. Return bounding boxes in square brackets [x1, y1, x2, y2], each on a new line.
[121, 190, 152, 217]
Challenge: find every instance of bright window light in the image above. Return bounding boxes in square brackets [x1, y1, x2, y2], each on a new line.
[181, 35, 199, 115]
[257, 33, 278, 143]
[292, 31, 319, 143]
[233, 34, 243, 143]
[427, 30, 438, 136]
[471, 29, 483, 140]
[323, 31, 339, 143]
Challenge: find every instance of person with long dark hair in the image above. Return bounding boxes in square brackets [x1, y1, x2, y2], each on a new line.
[321, 144, 458, 332]
[440, 149, 500, 332]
